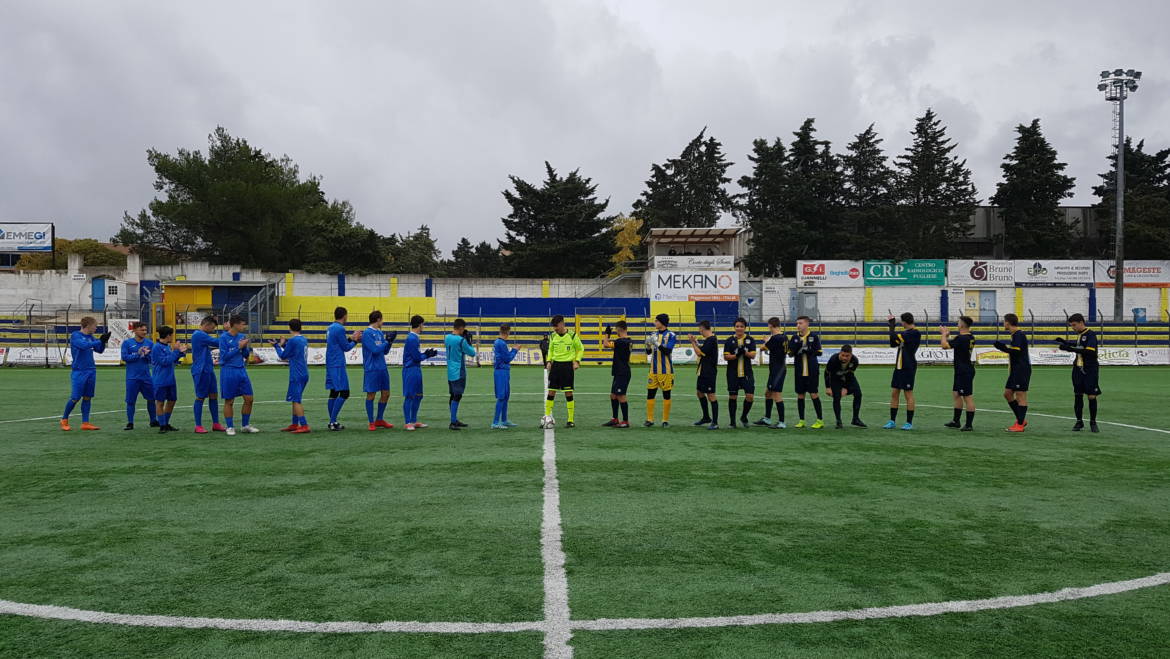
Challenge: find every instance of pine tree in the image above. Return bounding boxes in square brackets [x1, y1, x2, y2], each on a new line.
[633, 128, 733, 230]
[738, 137, 789, 276]
[1093, 138, 1170, 259]
[499, 163, 614, 277]
[783, 119, 843, 262]
[894, 109, 979, 256]
[840, 124, 900, 259]
[445, 238, 504, 277]
[991, 119, 1077, 258]
[385, 225, 442, 275]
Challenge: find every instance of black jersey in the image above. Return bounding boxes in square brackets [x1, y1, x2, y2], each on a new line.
[950, 333, 975, 371]
[890, 322, 921, 371]
[825, 352, 860, 385]
[696, 335, 719, 378]
[764, 333, 788, 372]
[1072, 329, 1099, 371]
[723, 334, 756, 378]
[995, 330, 1031, 371]
[610, 337, 632, 377]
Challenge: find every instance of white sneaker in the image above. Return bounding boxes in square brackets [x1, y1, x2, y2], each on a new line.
[242, 425, 260, 433]
[225, 427, 236, 436]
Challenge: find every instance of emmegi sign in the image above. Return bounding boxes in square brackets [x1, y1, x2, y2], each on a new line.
[1013, 260, 1093, 287]
[650, 270, 739, 301]
[1093, 260, 1170, 288]
[863, 260, 946, 286]
[797, 260, 863, 287]
[0, 222, 53, 252]
[947, 260, 1014, 287]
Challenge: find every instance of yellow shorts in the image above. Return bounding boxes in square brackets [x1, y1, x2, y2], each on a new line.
[647, 373, 675, 391]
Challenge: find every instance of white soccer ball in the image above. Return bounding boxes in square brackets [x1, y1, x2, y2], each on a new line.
[540, 415, 556, 429]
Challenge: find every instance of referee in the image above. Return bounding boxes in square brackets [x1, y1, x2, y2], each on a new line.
[544, 315, 584, 428]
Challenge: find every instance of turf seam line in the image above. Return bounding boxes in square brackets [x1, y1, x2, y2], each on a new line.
[541, 425, 574, 657]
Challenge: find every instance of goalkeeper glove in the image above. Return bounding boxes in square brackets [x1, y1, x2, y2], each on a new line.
[993, 340, 1008, 351]
[385, 330, 398, 345]
[463, 329, 474, 342]
[604, 325, 612, 337]
[99, 332, 111, 344]
[423, 348, 439, 359]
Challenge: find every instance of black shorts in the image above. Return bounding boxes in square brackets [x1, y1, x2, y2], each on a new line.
[891, 367, 917, 391]
[548, 361, 575, 391]
[952, 369, 975, 396]
[794, 371, 820, 394]
[827, 378, 861, 397]
[696, 373, 717, 394]
[766, 367, 787, 392]
[610, 374, 631, 395]
[726, 373, 755, 394]
[1005, 367, 1031, 392]
[1072, 368, 1101, 396]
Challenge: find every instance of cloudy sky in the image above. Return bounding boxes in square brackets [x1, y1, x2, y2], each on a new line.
[2, 0, 1168, 251]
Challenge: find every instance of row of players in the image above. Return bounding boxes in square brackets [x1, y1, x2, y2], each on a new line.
[57, 307, 1103, 433]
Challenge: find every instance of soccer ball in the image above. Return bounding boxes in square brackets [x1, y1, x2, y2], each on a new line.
[540, 415, 556, 429]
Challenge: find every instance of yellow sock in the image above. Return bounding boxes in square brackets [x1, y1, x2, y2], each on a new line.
[566, 399, 575, 422]
[545, 398, 554, 416]
[647, 398, 656, 421]
[663, 398, 672, 422]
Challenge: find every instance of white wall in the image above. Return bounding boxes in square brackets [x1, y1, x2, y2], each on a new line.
[142, 262, 268, 282]
[1095, 287, 1165, 321]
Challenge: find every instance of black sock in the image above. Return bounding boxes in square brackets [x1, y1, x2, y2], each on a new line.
[710, 400, 719, 424]
[1088, 398, 1098, 423]
[812, 397, 823, 420]
[729, 399, 738, 422]
[1008, 399, 1020, 421]
[777, 401, 785, 422]
[852, 394, 863, 420]
[797, 398, 805, 420]
[699, 397, 710, 421]
[765, 398, 774, 419]
[907, 409, 915, 424]
[620, 401, 629, 421]
[952, 408, 963, 424]
[1018, 405, 1028, 423]
[965, 410, 975, 427]
[890, 407, 898, 422]
[742, 399, 753, 419]
[1074, 394, 1084, 421]
[832, 396, 842, 422]
[611, 398, 620, 419]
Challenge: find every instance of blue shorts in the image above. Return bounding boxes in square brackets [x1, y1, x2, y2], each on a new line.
[192, 370, 217, 399]
[494, 370, 511, 400]
[154, 385, 177, 402]
[363, 369, 390, 393]
[221, 368, 253, 399]
[70, 370, 96, 400]
[325, 366, 349, 392]
[448, 377, 467, 397]
[402, 367, 423, 398]
[287, 377, 308, 403]
[125, 378, 154, 404]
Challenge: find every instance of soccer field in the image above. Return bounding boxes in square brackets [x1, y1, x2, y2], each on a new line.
[1, 364, 1168, 657]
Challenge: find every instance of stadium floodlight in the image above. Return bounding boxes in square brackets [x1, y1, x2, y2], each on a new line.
[1097, 68, 1144, 321]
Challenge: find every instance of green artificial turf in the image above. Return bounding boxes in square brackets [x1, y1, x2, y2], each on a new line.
[1, 364, 1168, 657]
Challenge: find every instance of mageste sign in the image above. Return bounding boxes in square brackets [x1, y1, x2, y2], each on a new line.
[650, 270, 739, 301]
[0, 222, 53, 252]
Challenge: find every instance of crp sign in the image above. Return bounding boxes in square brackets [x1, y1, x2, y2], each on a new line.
[864, 260, 946, 286]
[649, 270, 739, 301]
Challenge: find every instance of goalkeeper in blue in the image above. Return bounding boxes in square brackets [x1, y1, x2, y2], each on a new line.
[444, 318, 478, 430]
[61, 316, 109, 432]
[121, 321, 158, 430]
[273, 318, 311, 434]
[402, 315, 440, 430]
[492, 324, 519, 429]
[362, 310, 397, 431]
[150, 325, 187, 434]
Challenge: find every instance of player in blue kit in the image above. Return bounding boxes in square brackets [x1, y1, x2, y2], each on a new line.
[362, 310, 397, 431]
[402, 314, 440, 430]
[273, 318, 311, 433]
[150, 325, 187, 433]
[61, 316, 109, 431]
[445, 318, 478, 430]
[885, 312, 921, 430]
[491, 324, 520, 429]
[121, 321, 159, 430]
[325, 306, 363, 431]
[190, 316, 224, 434]
[219, 314, 258, 436]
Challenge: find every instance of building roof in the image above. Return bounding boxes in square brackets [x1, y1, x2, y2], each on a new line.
[161, 280, 271, 287]
[645, 227, 742, 244]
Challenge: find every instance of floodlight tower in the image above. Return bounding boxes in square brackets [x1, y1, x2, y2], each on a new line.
[1097, 68, 1141, 321]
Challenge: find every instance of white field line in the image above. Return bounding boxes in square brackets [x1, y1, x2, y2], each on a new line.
[541, 426, 573, 657]
[879, 402, 1170, 435]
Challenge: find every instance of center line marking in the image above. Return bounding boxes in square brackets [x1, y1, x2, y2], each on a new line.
[541, 425, 573, 658]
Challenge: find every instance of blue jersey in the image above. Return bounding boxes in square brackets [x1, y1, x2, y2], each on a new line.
[69, 331, 105, 371]
[647, 329, 677, 375]
[362, 327, 392, 372]
[218, 332, 251, 370]
[121, 337, 153, 381]
[445, 333, 476, 381]
[326, 322, 356, 369]
[493, 338, 518, 370]
[274, 335, 309, 381]
[150, 342, 185, 388]
[190, 329, 217, 375]
[403, 332, 424, 369]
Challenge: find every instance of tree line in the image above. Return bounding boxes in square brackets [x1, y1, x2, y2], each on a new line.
[103, 118, 1169, 278]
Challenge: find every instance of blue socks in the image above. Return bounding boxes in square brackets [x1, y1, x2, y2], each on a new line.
[209, 399, 220, 424]
[63, 399, 77, 419]
[327, 398, 337, 423]
[126, 403, 136, 424]
[80, 399, 91, 422]
[194, 399, 205, 426]
[377, 401, 387, 421]
[450, 401, 459, 424]
[403, 396, 422, 424]
[242, 413, 250, 427]
[366, 399, 375, 423]
[146, 401, 157, 423]
[494, 399, 506, 424]
[334, 398, 347, 422]
[226, 416, 234, 429]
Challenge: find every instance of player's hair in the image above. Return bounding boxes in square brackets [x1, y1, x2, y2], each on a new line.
[499, 323, 510, 332]
[1004, 313, 1019, 327]
[201, 315, 218, 327]
[410, 314, 425, 328]
[551, 314, 565, 326]
[655, 313, 670, 326]
[334, 306, 348, 320]
[734, 316, 747, 327]
[840, 343, 853, 353]
[369, 310, 383, 324]
[767, 316, 781, 328]
[958, 315, 973, 328]
[79, 316, 96, 329]
[289, 318, 302, 332]
[453, 318, 466, 330]
[900, 312, 915, 324]
[228, 314, 245, 327]
[1068, 312, 1086, 324]
[697, 320, 711, 330]
[796, 315, 811, 323]
[130, 321, 146, 330]
[157, 325, 174, 340]
[615, 320, 628, 330]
